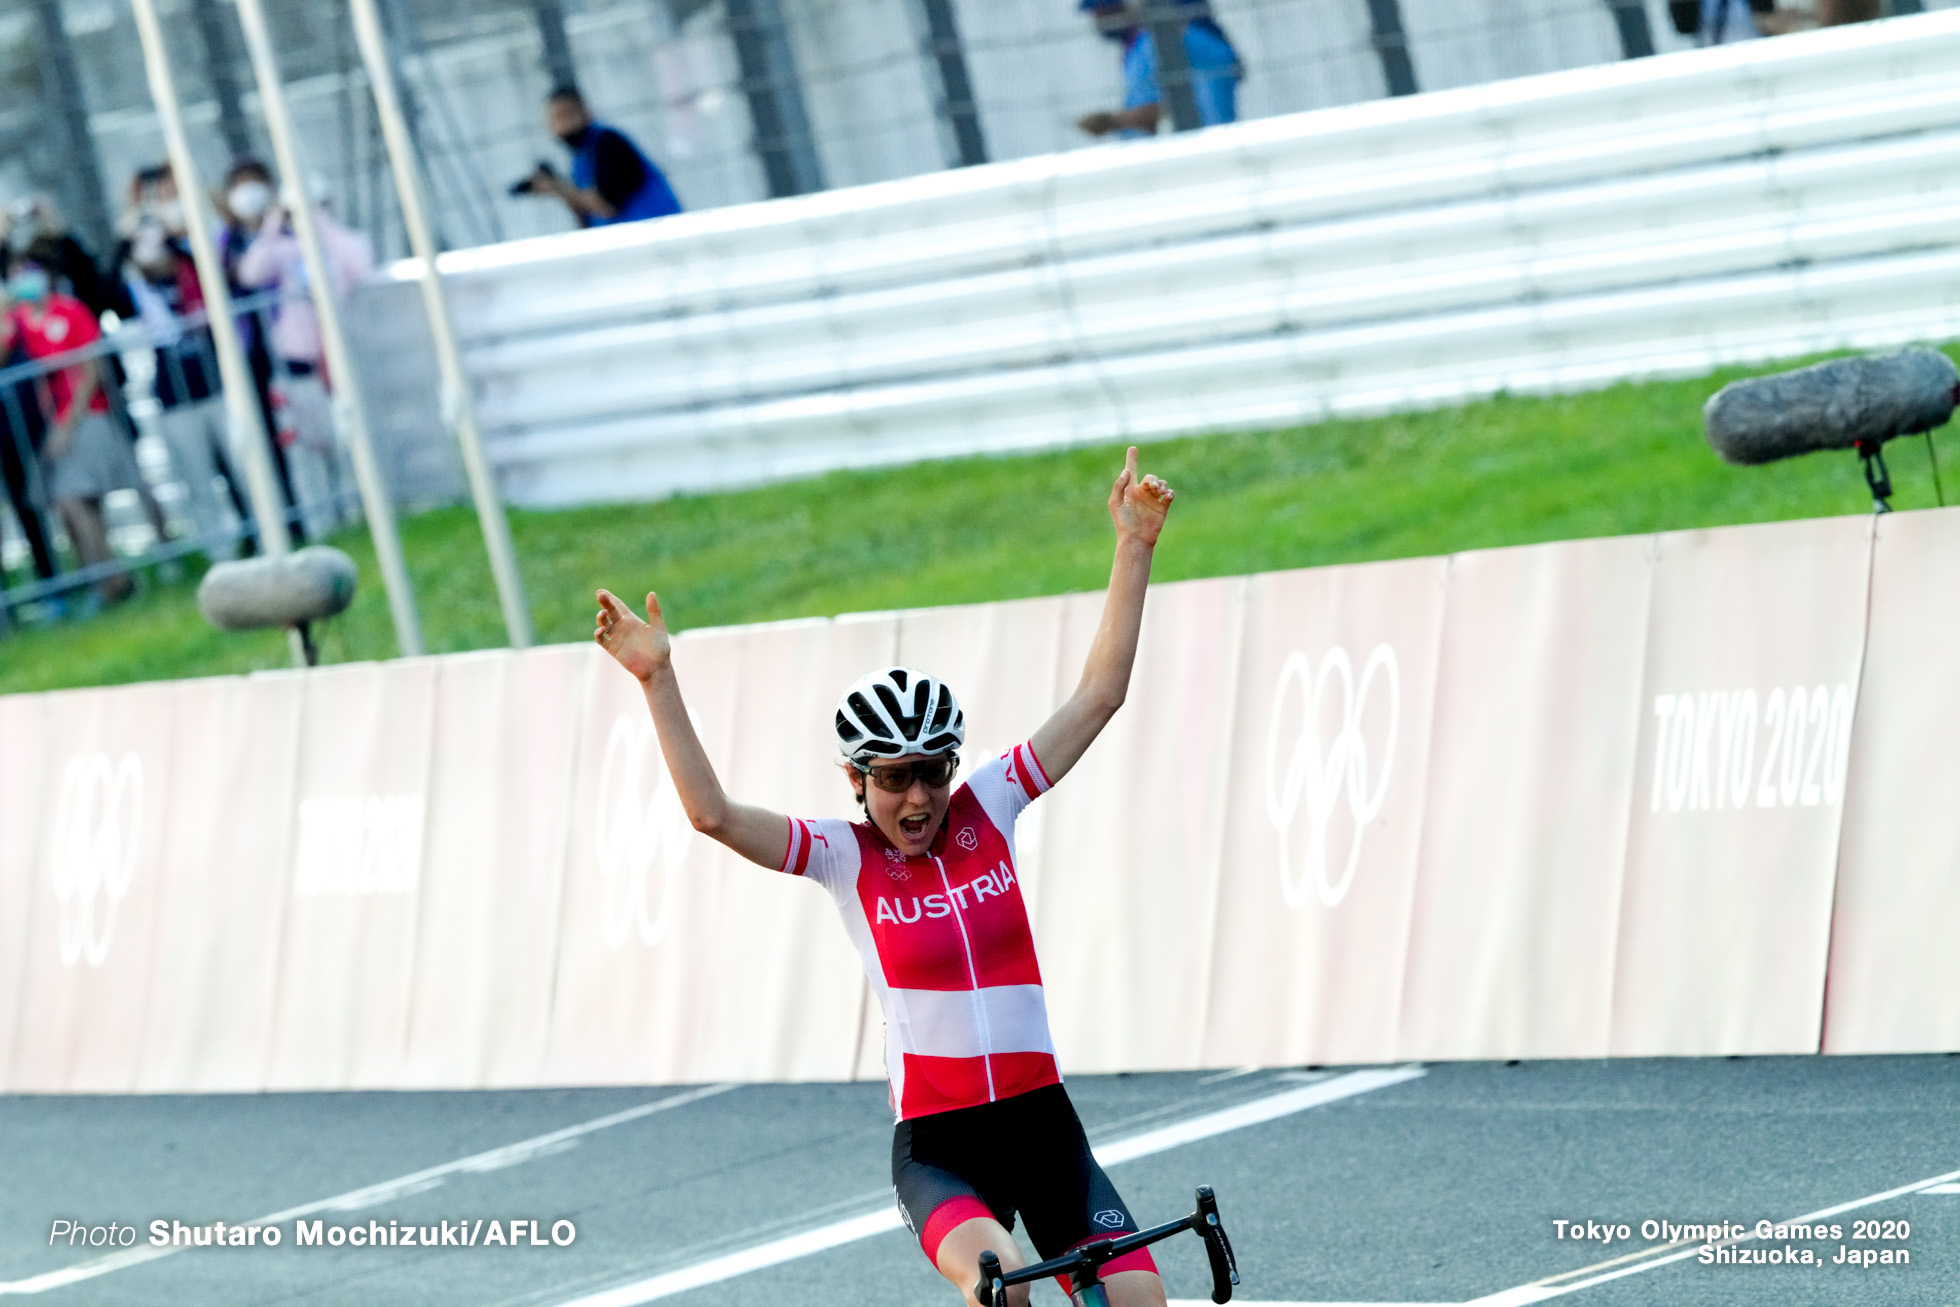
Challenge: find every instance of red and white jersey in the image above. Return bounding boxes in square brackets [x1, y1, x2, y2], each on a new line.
[781, 741, 1056, 1121]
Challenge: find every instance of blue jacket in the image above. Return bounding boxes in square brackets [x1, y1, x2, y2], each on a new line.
[571, 123, 682, 226]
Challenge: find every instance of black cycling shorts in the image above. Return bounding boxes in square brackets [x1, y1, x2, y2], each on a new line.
[891, 1083, 1158, 1282]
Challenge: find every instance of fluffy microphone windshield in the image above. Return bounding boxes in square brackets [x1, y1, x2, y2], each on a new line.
[198, 546, 357, 631]
[1704, 348, 1960, 467]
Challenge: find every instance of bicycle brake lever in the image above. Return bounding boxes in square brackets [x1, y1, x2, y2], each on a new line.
[1194, 1186, 1239, 1304]
[975, 1249, 1004, 1307]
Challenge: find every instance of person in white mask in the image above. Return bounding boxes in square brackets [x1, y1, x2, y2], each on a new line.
[227, 160, 373, 542]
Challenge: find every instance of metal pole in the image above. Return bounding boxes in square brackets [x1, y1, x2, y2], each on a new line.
[189, 0, 256, 159]
[1365, 0, 1419, 98]
[348, 0, 534, 649]
[1604, 0, 1657, 57]
[911, 0, 987, 166]
[127, 0, 289, 566]
[1141, 7, 1203, 132]
[532, 0, 579, 88]
[725, 0, 825, 197]
[33, 0, 116, 256]
[376, 0, 506, 246]
[232, 0, 426, 657]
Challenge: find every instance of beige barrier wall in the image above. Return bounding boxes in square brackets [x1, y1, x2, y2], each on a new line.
[543, 619, 873, 1086]
[402, 647, 585, 1089]
[2, 508, 1954, 1092]
[1042, 578, 1250, 1073]
[1825, 509, 1960, 1054]
[267, 662, 441, 1089]
[0, 693, 51, 1091]
[1203, 558, 1447, 1069]
[138, 674, 303, 1092]
[1398, 537, 1651, 1062]
[11, 681, 179, 1092]
[1610, 517, 1871, 1057]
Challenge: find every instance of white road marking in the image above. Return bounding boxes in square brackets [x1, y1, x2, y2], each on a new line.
[553, 1067, 1427, 1307]
[1922, 1182, 1960, 1194]
[0, 1083, 737, 1296]
[1094, 1068, 1422, 1167]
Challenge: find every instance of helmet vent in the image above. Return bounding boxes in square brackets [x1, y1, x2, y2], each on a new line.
[833, 666, 965, 763]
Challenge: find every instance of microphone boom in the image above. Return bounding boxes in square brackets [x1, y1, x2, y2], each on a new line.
[1703, 348, 1959, 467]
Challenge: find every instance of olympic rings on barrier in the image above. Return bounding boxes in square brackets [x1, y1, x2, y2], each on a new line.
[594, 717, 691, 948]
[1264, 646, 1399, 909]
[50, 753, 144, 968]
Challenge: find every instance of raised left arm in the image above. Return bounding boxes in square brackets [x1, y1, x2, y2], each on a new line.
[1028, 446, 1174, 785]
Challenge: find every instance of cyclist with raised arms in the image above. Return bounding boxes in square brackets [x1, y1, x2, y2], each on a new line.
[594, 446, 1175, 1307]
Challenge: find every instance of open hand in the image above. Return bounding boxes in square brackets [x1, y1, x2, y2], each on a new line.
[1107, 445, 1174, 546]
[595, 588, 671, 682]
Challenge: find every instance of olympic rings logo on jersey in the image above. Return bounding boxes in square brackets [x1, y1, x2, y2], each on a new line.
[1264, 645, 1399, 910]
[594, 716, 690, 948]
[49, 753, 144, 967]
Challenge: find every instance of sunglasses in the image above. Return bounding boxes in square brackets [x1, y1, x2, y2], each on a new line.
[857, 754, 960, 793]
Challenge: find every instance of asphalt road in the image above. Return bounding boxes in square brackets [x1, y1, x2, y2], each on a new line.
[3, 1056, 1957, 1306]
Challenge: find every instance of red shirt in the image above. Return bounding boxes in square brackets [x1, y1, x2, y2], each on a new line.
[11, 296, 107, 422]
[782, 741, 1060, 1120]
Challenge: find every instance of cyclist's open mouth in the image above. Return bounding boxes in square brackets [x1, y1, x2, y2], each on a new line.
[898, 813, 931, 841]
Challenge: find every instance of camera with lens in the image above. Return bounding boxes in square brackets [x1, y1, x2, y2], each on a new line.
[508, 160, 558, 197]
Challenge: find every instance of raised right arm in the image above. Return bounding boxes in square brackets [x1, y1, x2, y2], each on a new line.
[595, 588, 791, 871]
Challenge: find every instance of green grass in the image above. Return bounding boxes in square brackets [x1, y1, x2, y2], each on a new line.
[4, 352, 1954, 696]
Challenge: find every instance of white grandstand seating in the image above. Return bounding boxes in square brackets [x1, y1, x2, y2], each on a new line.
[360, 11, 1960, 506]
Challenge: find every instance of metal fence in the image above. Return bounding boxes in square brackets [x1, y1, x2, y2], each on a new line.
[4, 0, 1944, 270]
[0, 289, 386, 628]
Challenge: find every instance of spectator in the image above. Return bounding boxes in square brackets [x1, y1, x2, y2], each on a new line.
[113, 164, 246, 563]
[5, 194, 176, 553]
[6, 243, 143, 605]
[0, 276, 60, 586]
[1695, 0, 1764, 42]
[3, 196, 116, 318]
[232, 168, 372, 542]
[1077, 0, 1243, 138]
[1686, 0, 1882, 41]
[1818, 0, 1884, 22]
[217, 157, 303, 547]
[516, 85, 682, 227]
[1758, 0, 1884, 29]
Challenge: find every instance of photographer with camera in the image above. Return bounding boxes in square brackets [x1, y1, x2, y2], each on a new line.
[513, 86, 682, 229]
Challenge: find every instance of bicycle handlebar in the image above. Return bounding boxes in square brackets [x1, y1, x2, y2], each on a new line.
[975, 1186, 1238, 1305]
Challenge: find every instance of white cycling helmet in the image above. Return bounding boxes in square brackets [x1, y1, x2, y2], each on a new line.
[834, 666, 965, 763]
